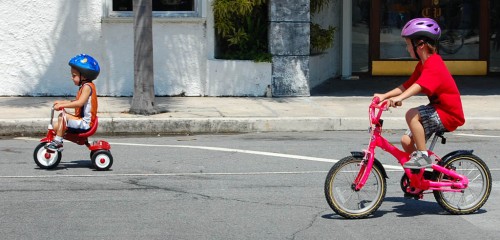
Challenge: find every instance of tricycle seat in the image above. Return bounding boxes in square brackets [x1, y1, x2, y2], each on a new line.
[65, 117, 99, 145]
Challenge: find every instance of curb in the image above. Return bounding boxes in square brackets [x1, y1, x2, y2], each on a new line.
[1, 117, 498, 136]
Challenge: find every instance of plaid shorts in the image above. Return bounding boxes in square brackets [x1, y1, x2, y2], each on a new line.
[405, 105, 447, 141]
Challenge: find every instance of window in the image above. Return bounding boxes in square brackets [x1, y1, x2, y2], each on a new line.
[379, 0, 480, 60]
[106, 0, 200, 18]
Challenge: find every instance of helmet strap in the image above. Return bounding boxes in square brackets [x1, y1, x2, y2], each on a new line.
[78, 73, 85, 86]
[411, 40, 427, 61]
[412, 41, 421, 60]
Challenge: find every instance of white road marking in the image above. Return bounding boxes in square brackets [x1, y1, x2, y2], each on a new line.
[14, 137, 440, 172]
[454, 133, 500, 138]
[110, 142, 404, 170]
[0, 171, 328, 179]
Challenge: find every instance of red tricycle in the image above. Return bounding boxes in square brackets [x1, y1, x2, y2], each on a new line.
[33, 108, 113, 171]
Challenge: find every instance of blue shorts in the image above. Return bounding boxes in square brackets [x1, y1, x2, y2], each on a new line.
[405, 105, 447, 141]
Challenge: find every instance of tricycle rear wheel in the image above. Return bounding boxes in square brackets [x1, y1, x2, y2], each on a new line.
[91, 150, 113, 171]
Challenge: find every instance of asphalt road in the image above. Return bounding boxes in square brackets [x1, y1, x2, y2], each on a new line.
[1, 131, 499, 239]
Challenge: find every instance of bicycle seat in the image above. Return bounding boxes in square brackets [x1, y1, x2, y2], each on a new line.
[435, 131, 445, 136]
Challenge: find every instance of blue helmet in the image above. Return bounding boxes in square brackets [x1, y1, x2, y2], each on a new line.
[68, 54, 100, 81]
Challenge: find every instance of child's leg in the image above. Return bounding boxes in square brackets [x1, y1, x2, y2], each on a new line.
[45, 113, 67, 150]
[402, 107, 433, 169]
[53, 113, 79, 136]
[401, 134, 415, 153]
[45, 113, 80, 150]
[405, 108, 427, 152]
[53, 113, 67, 137]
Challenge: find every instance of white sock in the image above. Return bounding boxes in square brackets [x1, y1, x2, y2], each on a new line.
[419, 150, 428, 156]
[54, 136, 63, 143]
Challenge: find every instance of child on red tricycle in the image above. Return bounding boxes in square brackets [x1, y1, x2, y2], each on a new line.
[33, 54, 112, 170]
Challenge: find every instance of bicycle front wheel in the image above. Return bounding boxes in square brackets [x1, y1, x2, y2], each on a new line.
[433, 154, 492, 214]
[324, 156, 386, 219]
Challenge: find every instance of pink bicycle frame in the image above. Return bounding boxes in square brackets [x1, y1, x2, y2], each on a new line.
[353, 98, 469, 193]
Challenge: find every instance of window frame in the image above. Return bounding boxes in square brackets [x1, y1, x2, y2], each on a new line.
[104, 0, 202, 18]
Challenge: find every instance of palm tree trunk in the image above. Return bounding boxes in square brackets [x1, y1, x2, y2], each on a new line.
[130, 0, 156, 115]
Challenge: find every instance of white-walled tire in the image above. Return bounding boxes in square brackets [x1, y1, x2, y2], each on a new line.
[91, 150, 113, 171]
[33, 143, 61, 169]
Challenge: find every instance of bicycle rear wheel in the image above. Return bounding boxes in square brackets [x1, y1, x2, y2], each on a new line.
[324, 156, 386, 219]
[433, 154, 492, 214]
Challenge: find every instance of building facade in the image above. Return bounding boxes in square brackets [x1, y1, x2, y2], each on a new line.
[0, 0, 339, 97]
[1, 0, 497, 97]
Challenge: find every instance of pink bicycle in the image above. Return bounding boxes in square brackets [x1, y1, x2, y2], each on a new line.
[324, 97, 492, 219]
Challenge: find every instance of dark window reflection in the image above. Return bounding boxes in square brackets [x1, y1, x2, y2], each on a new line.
[113, 0, 194, 11]
[491, 0, 500, 72]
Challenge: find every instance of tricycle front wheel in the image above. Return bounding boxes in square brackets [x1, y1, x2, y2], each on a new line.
[324, 156, 386, 219]
[33, 143, 61, 169]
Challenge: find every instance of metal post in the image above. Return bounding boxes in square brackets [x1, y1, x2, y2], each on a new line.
[341, 0, 354, 80]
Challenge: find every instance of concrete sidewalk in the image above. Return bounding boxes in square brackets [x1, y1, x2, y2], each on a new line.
[1, 76, 499, 135]
[1, 94, 499, 136]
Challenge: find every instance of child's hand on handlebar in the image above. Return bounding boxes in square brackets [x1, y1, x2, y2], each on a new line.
[387, 98, 402, 108]
[53, 103, 64, 111]
[373, 94, 385, 102]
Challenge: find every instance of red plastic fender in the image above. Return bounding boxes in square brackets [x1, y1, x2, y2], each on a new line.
[89, 140, 111, 151]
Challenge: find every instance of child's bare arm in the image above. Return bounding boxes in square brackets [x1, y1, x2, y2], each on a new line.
[53, 85, 92, 110]
[374, 85, 405, 101]
[53, 100, 71, 105]
[389, 83, 422, 107]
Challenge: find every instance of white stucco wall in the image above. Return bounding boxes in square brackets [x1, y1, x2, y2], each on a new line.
[101, 18, 207, 96]
[0, 0, 208, 97]
[1, 1, 104, 96]
[207, 60, 272, 96]
[1, 0, 341, 97]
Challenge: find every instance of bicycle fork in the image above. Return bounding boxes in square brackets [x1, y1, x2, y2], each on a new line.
[352, 150, 375, 191]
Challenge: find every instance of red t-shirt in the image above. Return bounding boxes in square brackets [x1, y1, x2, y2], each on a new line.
[402, 54, 465, 131]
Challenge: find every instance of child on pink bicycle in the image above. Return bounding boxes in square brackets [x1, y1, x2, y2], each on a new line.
[374, 18, 465, 169]
[45, 54, 100, 151]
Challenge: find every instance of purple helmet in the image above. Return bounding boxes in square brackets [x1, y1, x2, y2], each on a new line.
[401, 18, 441, 41]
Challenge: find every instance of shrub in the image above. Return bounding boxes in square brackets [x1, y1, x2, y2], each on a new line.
[213, 0, 272, 62]
[311, 0, 336, 54]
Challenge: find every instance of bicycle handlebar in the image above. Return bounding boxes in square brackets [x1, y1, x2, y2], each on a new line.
[369, 97, 389, 125]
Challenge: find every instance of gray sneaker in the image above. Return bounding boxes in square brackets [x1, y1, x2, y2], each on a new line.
[403, 151, 432, 169]
[44, 140, 63, 152]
